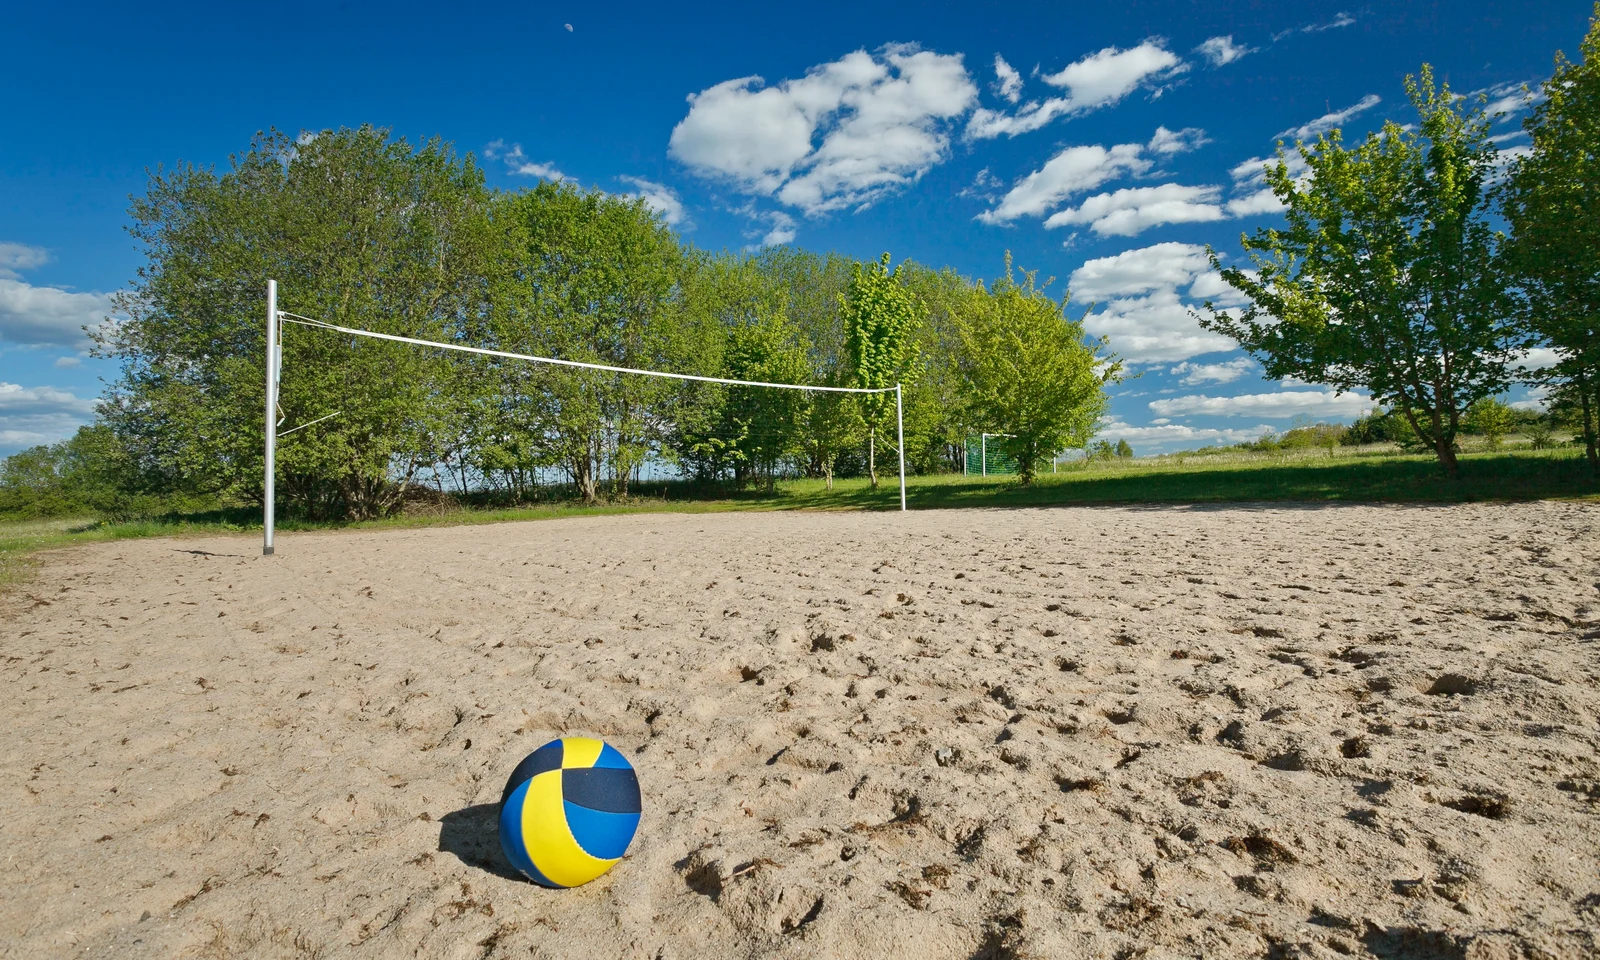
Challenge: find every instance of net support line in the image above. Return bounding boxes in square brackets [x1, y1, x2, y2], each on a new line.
[263, 283, 907, 554]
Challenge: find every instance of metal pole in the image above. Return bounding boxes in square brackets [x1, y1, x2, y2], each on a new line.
[895, 384, 906, 512]
[981, 434, 987, 476]
[264, 280, 277, 556]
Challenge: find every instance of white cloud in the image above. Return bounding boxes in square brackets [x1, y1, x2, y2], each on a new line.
[0, 382, 97, 451]
[965, 41, 1183, 139]
[1230, 151, 1310, 189]
[53, 356, 81, 368]
[1147, 125, 1210, 154]
[992, 55, 1023, 103]
[0, 278, 117, 348]
[1095, 418, 1274, 447]
[1045, 183, 1227, 236]
[1148, 389, 1372, 420]
[1079, 290, 1238, 362]
[617, 176, 688, 226]
[1070, 242, 1212, 300]
[484, 141, 570, 181]
[671, 45, 976, 216]
[739, 208, 797, 250]
[1516, 347, 1563, 371]
[1195, 36, 1255, 67]
[1278, 94, 1382, 142]
[1170, 357, 1255, 385]
[1273, 12, 1357, 42]
[1510, 385, 1551, 412]
[1225, 189, 1285, 216]
[977, 143, 1148, 223]
[0, 242, 50, 280]
[1477, 81, 1540, 122]
[1070, 243, 1245, 362]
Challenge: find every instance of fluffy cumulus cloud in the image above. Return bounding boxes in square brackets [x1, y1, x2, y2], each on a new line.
[0, 382, 97, 451]
[992, 55, 1023, 103]
[1148, 389, 1373, 420]
[1195, 36, 1255, 67]
[670, 45, 977, 216]
[1069, 243, 1239, 362]
[976, 144, 1148, 224]
[1147, 125, 1210, 155]
[983, 129, 1288, 237]
[1170, 357, 1256, 385]
[1045, 183, 1227, 236]
[965, 41, 1184, 139]
[1278, 94, 1382, 142]
[1224, 150, 1311, 215]
[0, 243, 117, 348]
[617, 176, 688, 226]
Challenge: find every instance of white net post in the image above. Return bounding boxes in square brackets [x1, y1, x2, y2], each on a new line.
[263, 279, 278, 556]
[896, 383, 906, 512]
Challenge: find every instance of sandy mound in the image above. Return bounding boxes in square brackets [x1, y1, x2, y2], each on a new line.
[2, 502, 1598, 959]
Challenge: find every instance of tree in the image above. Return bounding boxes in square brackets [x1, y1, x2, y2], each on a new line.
[1502, 4, 1600, 474]
[1197, 67, 1520, 477]
[1114, 439, 1134, 459]
[1466, 396, 1516, 447]
[842, 253, 923, 488]
[485, 182, 700, 502]
[952, 256, 1119, 485]
[98, 127, 497, 520]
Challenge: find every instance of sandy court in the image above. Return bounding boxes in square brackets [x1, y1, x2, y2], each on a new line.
[2, 503, 1598, 959]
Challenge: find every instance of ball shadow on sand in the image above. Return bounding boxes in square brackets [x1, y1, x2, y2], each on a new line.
[437, 802, 525, 882]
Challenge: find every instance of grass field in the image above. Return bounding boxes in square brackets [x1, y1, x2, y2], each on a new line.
[2, 444, 1594, 593]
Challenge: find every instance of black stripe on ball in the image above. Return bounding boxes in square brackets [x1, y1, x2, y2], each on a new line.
[562, 767, 642, 814]
[501, 741, 564, 805]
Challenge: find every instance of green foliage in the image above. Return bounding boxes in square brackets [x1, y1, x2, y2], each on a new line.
[0, 425, 197, 520]
[842, 253, 924, 487]
[1465, 396, 1517, 447]
[100, 127, 497, 520]
[1502, 5, 1600, 473]
[952, 256, 1117, 484]
[1198, 66, 1520, 477]
[1114, 439, 1133, 459]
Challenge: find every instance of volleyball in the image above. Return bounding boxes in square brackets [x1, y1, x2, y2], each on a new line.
[498, 737, 642, 888]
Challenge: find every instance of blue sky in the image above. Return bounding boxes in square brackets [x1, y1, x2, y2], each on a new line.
[1, 0, 1590, 457]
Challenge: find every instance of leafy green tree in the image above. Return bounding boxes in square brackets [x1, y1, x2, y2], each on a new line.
[722, 312, 813, 491]
[1502, 5, 1600, 474]
[98, 127, 497, 520]
[1198, 67, 1520, 477]
[842, 253, 923, 488]
[952, 256, 1119, 485]
[1114, 439, 1133, 459]
[486, 182, 701, 502]
[1466, 396, 1516, 447]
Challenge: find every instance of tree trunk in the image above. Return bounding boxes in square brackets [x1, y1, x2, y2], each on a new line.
[1434, 436, 1460, 477]
[1581, 371, 1599, 475]
[868, 429, 878, 489]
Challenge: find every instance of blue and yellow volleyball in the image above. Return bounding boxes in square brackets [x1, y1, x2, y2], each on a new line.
[498, 737, 642, 888]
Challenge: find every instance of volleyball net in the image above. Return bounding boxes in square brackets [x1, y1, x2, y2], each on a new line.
[261, 281, 906, 554]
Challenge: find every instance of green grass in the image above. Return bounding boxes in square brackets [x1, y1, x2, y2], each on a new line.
[2, 444, 1594, 594]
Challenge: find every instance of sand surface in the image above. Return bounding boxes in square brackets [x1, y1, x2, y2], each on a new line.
[3, 503, 1598, 959]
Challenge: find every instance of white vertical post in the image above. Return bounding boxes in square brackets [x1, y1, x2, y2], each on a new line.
[981, 434, 987, 476]
[263, 280, 278, 556]
[895, 384, 906, 512]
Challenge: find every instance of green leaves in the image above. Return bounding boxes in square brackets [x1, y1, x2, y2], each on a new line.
[1198, 66, 1519, 477]
[1501, 4, 1600, 471]
[842, 253, 924, 486]
[952, 255, 1119, 485]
